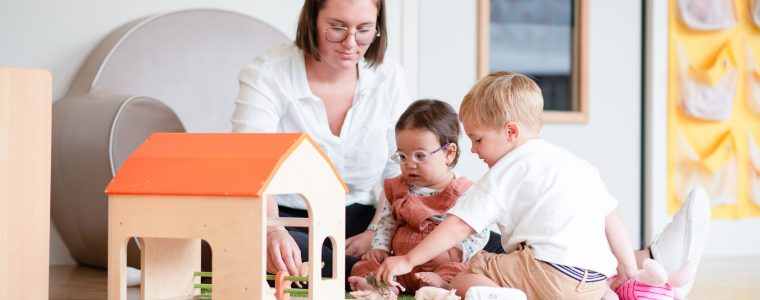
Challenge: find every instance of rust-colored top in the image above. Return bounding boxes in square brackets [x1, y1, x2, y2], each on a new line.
[105, 133, 348, 197]
[383, 175, 475, 255]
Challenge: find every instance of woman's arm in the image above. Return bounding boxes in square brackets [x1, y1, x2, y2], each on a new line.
[346, 190, 388, 257]
[232, 65, 304, 275]
[231, 66, 282, 133]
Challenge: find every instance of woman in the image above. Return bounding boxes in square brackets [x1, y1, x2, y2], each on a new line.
[230, 0, 409, 286]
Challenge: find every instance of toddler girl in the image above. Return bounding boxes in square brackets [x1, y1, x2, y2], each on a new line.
[348, 99, 489, 295]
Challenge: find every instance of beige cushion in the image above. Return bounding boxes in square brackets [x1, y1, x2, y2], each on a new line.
[51, 9, 289, 268]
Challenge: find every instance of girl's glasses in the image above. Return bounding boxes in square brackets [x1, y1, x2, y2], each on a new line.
[323, 25, 379, 45]
[391, 143, 450, 165]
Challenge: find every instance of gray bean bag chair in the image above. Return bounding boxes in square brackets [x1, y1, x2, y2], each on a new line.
[52, 9, 289, 268]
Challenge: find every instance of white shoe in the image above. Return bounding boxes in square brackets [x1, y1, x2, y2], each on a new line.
[126, 266, 141, 287]
[649, 187, 711, 297]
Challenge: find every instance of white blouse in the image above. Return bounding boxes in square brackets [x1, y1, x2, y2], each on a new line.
[231, 43, 410, 209]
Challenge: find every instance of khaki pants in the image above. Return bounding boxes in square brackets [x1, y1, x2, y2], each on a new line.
[469, 243, 605, 300]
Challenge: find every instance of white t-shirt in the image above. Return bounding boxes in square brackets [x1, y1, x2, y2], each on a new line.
[231, 43, 410, 209]
[447, 139, 618, 276]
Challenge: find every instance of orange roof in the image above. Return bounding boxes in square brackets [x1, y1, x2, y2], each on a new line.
[105, 133, 348, 197]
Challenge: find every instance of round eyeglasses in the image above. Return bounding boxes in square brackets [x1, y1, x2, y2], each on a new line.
[391, 143, 451, 165]
[323, 25, 380, 45]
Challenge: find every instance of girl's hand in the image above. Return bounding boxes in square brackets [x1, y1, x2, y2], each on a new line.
[346, 230, 375, 258]
[447, 247, 463, 263]
[362, 249, 390, 262]
[420, 247, 462, 271]
[376, 255, 414, 288]
[420, 250, 451, 272]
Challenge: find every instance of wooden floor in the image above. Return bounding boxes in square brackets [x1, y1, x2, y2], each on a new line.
[50, 257, 760, 299]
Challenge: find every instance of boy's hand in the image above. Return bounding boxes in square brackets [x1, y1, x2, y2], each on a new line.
[610, 272, 630, 292]
[376, 255, 414, 288]
[362, 249, 390, 262]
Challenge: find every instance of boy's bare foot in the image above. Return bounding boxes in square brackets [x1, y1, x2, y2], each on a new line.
[415, 272, 450, 289]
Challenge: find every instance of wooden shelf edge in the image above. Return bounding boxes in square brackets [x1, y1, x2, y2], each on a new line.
[543, 111, 588, 123]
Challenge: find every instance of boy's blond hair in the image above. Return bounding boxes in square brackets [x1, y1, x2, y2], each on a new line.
[460, 71, 544, 133]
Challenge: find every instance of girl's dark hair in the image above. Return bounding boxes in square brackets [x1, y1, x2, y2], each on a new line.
[395, 99, 461, 168]
[295, 0, 387, 69]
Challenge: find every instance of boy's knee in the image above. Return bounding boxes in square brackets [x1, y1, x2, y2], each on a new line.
[450, 269, 500, 295]
[450, 268, 479, 296]
[452, 267, 475, 281]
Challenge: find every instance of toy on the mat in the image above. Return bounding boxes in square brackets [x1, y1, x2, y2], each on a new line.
[367, 272, 406, 294]
[105, 133, 348, 300]
[414, 286, 461, 300]
[603, 259, 697, 300]
[349, 289, 397, 300]
[348, 273, 406, 300]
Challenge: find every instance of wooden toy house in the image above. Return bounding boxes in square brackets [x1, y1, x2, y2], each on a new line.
[105, 133, 348, 300]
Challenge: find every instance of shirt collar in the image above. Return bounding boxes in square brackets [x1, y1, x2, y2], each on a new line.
[290, 46, 382, 99]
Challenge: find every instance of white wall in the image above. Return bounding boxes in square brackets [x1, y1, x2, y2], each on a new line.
[1, 0, 645, 265]
[418, 0, 644, 249]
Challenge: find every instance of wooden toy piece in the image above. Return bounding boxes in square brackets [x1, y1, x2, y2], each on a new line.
[105, 133, 348, 300]
[0, 66, 52, 300]
[274, 271, 292, 300]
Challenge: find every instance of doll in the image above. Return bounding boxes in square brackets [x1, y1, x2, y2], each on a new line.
[603, 259, 697, 300]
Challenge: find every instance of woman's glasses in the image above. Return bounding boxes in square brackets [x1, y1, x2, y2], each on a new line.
[323, 25, 379, 45]
[391, 143, 450, 165]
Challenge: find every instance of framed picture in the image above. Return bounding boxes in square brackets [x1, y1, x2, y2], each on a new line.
[477, 0, 589, 123]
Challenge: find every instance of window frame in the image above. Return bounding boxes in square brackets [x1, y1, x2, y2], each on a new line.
[477, 0, 589, 123]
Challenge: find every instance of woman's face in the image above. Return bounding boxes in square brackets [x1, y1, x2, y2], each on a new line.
[315, 0, 378, 70]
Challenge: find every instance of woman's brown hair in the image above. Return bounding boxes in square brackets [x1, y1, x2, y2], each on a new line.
[395, 99, 462, 168]
[295, 0, 387, 69]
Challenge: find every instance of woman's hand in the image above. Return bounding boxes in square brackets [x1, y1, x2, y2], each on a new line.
[362, 249, 390, 262]
[346, 230, 375, 258]
[376, 255, 415, 288]
[266, 229, 303, 276]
